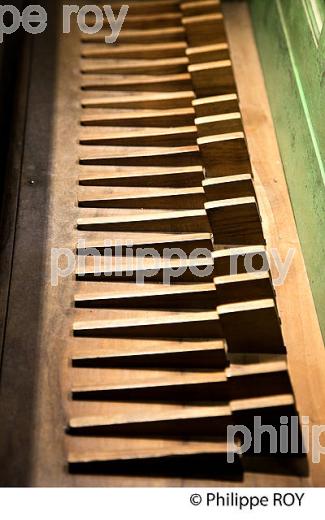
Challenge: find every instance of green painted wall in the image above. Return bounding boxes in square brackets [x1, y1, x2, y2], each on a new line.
[249, 0, 325, 340]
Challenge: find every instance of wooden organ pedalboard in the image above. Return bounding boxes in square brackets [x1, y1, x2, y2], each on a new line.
[67, 0, 302, 481]
[3, 0, 325, 487]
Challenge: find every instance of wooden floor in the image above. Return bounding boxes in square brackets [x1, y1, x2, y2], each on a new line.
[0, 0, 324, 486]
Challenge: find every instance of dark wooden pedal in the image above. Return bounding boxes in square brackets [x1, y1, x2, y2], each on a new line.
[78, 165, 204, 188]
[73, 311, 223, 339]
[196, 112, 243, 137]
[71, 339, 227, 369]
[76, 232, 213, 255]
[68, 403, 232, 437]
[76, 256, 216, 283]
[71, 370, 229, 402]
[189, 60, 236, 97]
[214, 272, 275, 305]
[79, 146, 200, 167]
[82, 27, 186, 44]
[78, 186, 205, 209]
[182, 13, 227, 47]
[181, 0, 221, 17]
[186, 43, 229, 64]
[203, 175, 255, 201]
[77, 209, 210, 233]
[232, 395, 302, 456]
[98, 1, 181, 16]
[205, 197, 265, 246]
[193, 94, 239, 117]
[212, 246, 269, 276]
[81, 57, 189, 76]
[198, 132, 252, 177]
[80, 107, 195, 127]
[90, 13, 183, 31]
[81, 73, 192, 92]
[218, 299, 286, 354]
[74, 282, 217, 309]
[228, 362, 292, 400]
[79, 126, 197, 147]
[81, 91, 195, 110]
[81, 42, 188, 60]
[68, 438, 241, 479]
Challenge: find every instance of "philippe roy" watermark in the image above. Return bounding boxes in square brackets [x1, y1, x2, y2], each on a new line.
[0, 4, 129, 43]
[50, 241, 296, 286]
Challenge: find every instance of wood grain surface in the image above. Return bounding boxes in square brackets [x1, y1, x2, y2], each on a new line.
[0, 0, 323, 487]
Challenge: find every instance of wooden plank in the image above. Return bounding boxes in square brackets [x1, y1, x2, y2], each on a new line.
[73, 311, 223, 338]
[186, 43, 229, 64]
[232, 393, 295, 414]
[218, 299, 286, 354]
[70, 364, 227, 389]
[193, 93, 239, 117]
[88, 13, 183, 30]
[100, 0, 181, 15]
[68, 449, 241, 479]
[79, 126, 197, 147]
[203, 174, 255, 200]
[81, 57, 189, 76]
[81, 27, 186, 44]
[81, 42, 187, 60]
[212, 246, 269, 276]
[81, 91, 195, 110]
[232, 395, 299, 456]
[68, 403, 232, 436]
[205, 197, 265, 245]
[198, 132, 252, 176]
[227, 361, 292, 399]
[71, 339, 227, 369]
[195, 112, 243, 137]
[71, 371, 228, 402]
[78, 165, 204, 188]
[181, 0, 221, 17]
[76, 257, 216, 283]
[96, 1, 181, 15]
[214, 271, 274, 304]
[80, 107, 195, 127]
[74, 282, 217, 309]
[70, 337, 225, 358]
[77, 186, 205, 209]
[67, 438, 234, 465]
[77, 209, 210, 232]
[81, 73, 192, 92]
[182, 13, 227, 46]
[76, 232, 212, 255]
[79, 146, 200, 167]
[189, 60, 236, 96]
